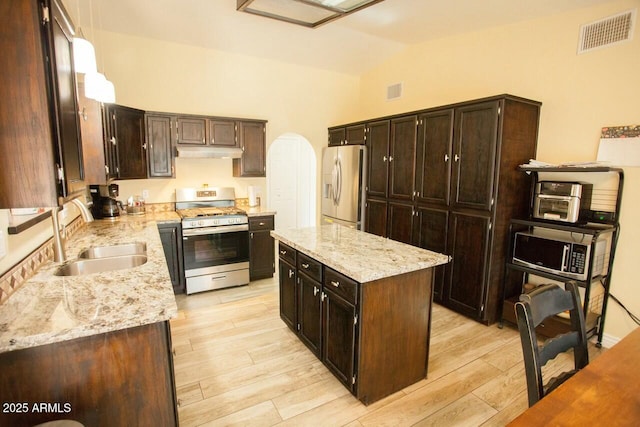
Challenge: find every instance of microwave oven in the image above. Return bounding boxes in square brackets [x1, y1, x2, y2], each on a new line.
[512, 231, 606, 281]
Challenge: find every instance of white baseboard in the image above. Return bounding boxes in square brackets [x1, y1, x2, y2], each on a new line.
[597, 333, 620, 349]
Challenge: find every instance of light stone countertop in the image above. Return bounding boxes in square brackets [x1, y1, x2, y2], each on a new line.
[271, 224, 450, 283]
[244, 206, 277, 217]
[0, 212, 180, 353]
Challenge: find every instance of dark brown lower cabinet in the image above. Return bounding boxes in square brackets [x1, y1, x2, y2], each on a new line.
[249, 215, 275, 281]
[278, 245, 434, 405]
[158, 222, 185, 294]
[387, 201, 414, 244]
[413, 206, 449, 302]
[323, 286, 357, 391]
[278, 257, 297, 330]
[443, 212, 491, 319]
[0, 322, 178, 427]
[297, 272, 322, 357]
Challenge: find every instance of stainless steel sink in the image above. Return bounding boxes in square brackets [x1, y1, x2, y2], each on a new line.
[54, 255, 148, 276]
[78, 242, 147, 259]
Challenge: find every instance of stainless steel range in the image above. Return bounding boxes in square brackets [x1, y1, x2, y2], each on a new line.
[176, 187, 249, 294]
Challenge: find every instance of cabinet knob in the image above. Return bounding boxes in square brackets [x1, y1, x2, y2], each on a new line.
[313, 286, 319, 296]
[331, 280, 340, 288]
[383, 156, 387, 162]
[389, 156, 394, 161]
[444, 154, 449, 162]
[454, 154, 460, 162]
[280, 250, 287, 255]
[288, 269, 294, 278]
[259, 222, 265, 226]
[301, 263, 310, 269]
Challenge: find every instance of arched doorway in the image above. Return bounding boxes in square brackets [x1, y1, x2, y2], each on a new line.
[267, 133, 316, 230]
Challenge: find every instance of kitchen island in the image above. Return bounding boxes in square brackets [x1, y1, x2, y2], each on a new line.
[0, 213, 179, 426]
[272, 224, 449, 404]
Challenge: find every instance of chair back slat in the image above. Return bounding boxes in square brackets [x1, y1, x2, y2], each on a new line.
[514, 281, 589, 407]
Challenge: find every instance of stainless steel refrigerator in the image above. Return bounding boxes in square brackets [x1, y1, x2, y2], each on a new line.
[321, 145, 367, 229]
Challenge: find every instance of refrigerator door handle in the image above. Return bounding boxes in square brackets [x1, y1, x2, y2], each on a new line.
[331, 159, 338, 205]
[335, 157, 342, 205]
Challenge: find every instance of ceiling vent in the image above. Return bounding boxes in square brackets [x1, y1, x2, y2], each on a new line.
[386, 82, 402, 101]
[578, 9, 636, 54]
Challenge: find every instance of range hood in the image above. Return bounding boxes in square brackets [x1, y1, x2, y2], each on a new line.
[176, 146, 243, 159]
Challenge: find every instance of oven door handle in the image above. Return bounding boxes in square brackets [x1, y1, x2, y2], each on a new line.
[182, 224, 249, 237]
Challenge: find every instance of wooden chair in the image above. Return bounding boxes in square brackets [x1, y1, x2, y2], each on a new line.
[514, 281, 589, 407]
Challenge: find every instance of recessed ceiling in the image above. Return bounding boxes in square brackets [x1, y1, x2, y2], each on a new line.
[65, 0, 617, 75]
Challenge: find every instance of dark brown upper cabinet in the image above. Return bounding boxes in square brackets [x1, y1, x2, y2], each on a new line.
[450, 101, 500, 212]
[77, 80, 107, 185]
[0, 0, 84, 208]
[233, 120, 266, 177]
[146, 114, 175, 178]
[388, 115, 418, 202]
[415, 109, 454, 207]
[176, 117, 207, 145]
[107, 105, 147, 180]
[210, 120, 238, 147]
[328, 124, 366, 146]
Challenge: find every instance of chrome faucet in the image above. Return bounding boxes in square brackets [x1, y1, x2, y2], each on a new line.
[51, 197, 94, 263]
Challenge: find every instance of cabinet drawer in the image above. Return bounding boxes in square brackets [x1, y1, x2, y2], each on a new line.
[297, 253, 322, 282]
[249, 216, 274, 231]
[278, 242, 296, 265]
[324, 268, 358, 305]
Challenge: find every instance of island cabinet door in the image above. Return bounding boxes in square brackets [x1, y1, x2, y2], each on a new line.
[297, 273, 323, 356]
[322, 289, 358, 392]
[278, 259, 297, 331]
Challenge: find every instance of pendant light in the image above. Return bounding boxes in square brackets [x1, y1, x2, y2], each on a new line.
[82, 0, 116, 103]
[72, 37, 97, 74]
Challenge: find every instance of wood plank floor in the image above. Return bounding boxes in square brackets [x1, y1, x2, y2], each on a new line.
[171, 275, 604, 426]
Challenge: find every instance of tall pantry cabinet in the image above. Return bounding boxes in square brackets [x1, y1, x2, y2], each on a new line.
[362, 95, 541, 324]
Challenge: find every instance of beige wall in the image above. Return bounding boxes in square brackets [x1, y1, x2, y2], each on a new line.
[355, 0, 640, 341]
[97, 31, 361, 205]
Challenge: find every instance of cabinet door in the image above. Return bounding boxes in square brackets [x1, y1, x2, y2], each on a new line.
[387, 201, 413, 245]
[176, 117, 206, 145]
[346, 124, 366, 145]
[365, 198, 387, 238]
[444, 212, 491, 319]
[233, 121, 266, 177]
[416, 110, 453, 206]
[78, 81, 107, 185]
[112, 105, 147, 179]
[366, 120, 390, 198]
[389, 116, 417, 201]
[158, 223, 185, 294]
[50, 0, 85, 197]
[413, 207, 448, 302]
[102, 106, 119, 181]
[297, 274, 322, 356]
[328, 127, 345, 146]
[209, 120, 237, 147]
[146, 115, 175, 178]
[250, 229, 275, 281]
[323, 290, 357, 391]
[451, 102, 499, 211]
[279, 259, 297, 331]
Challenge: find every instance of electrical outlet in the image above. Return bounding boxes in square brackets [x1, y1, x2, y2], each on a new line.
[142, 190, 149, 199]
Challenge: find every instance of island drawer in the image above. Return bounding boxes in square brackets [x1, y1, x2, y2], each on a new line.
[249, 216, 274, 231]
[278, 242, 296, 265]
[297, 253, 322, 282]
[324, 267, 358, 304]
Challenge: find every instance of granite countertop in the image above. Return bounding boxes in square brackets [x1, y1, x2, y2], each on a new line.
[271, 224, 450, 283]
[244, 206, 277, 217]
[0, 212, 180, 353]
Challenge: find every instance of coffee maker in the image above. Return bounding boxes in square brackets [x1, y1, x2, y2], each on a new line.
[89, 184, 122, 219]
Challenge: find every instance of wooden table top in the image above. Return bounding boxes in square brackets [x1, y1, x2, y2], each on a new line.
[509, 327, 640, 426]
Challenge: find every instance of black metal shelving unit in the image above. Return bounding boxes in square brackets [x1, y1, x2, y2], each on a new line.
[501, 166, 623, 346]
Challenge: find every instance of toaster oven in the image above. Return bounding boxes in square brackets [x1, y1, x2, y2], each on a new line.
[532, 181, 592, 223]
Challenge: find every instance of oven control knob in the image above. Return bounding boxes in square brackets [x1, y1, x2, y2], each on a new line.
[198, 220, 204, 227]
[191, 221, 197, 227]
